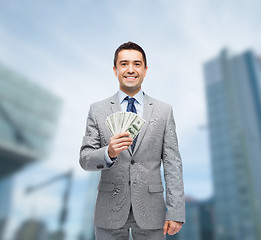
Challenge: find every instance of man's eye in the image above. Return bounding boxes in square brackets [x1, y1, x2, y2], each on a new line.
[121, 63, 127, 66]
[135, 63, 141, 66]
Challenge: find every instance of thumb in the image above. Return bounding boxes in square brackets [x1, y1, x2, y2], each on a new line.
[163, 221, 169, 235]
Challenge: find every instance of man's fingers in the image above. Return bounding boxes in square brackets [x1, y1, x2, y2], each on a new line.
[114, 145, 129, 152]
[163, 221, 169, 235]
[168, 226, 177, 235]
[108, 132, 133, 158]
[167, 221, 182, 235]
[113, 141, 132, 149]
[111, 137, 133, 145]
[114, 131, 131, 139]
[110, 131, 133, 144]
[108, 136, 133, 158]
[110, 138, 133, 151]
[168, 223, 176, 235]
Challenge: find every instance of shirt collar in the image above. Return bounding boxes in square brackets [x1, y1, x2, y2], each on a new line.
[118, 89, 144, 105]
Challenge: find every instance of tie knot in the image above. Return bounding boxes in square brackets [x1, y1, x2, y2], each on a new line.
[125, 96, 136, 105]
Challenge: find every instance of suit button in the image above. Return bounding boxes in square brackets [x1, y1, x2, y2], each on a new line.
[129, 181, 131, 185]
[131, 160, 135, 165]
[96, 164, 104, 169]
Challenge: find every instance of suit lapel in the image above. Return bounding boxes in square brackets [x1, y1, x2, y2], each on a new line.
[132, 94, 154, 156]
[109, 93, 121, 114]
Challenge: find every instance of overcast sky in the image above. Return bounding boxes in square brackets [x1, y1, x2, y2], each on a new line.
[1, 0, 261, 239]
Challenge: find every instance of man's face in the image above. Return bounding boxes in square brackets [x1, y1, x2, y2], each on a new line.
[113, 50, 148, 95]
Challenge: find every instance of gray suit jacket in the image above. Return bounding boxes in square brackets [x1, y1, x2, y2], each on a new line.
[79, 93, 185, 229]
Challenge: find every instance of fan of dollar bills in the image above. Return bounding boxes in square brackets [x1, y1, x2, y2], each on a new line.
[105, 112, 146, 139]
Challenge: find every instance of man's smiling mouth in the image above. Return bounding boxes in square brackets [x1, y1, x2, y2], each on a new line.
[124, 76, 137, 79]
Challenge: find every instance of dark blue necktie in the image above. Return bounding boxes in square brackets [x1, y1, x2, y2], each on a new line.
[125, 96, 138, 152]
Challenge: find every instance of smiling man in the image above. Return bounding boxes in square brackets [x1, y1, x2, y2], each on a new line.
[79, 41, 185, 240]
[113, 49, 147, 97]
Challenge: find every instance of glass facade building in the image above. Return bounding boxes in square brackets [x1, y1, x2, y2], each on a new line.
[0, 63, 61, 178]
[0, 63, 62, 239]
[166, 198, 214, 240]
[171, 198, 201, 240]
[0, 176, 13, 239]
[79, 172, 100, 240]
[204, 49, 261, 240]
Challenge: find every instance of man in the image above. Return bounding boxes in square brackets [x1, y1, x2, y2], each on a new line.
[79, 41, 185, 239]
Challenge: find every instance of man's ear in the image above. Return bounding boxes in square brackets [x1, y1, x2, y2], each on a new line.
[144, 66, 148, 77]
[113, 66, 118, 77]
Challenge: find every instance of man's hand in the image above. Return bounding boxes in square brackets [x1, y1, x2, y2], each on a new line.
[108, 132, 133, 158]
[163, 220, 182, 235]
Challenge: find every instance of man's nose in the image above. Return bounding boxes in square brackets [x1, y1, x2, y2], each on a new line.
[127, 64, 134, 73]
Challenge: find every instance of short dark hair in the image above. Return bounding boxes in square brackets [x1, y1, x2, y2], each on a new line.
[114, 41, 147, 68]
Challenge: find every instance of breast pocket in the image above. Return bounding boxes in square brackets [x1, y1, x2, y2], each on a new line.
[148, 118, 165, 134]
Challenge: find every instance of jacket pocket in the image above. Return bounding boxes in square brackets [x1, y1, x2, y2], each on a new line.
[148, 184, 164, 193]
[98, 183, 114, 192]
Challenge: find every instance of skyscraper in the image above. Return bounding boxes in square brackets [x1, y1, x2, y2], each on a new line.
[166, 197, 214, 240]
[78, 172, 100, 240]
[204, 49, 261, 240]
[0, 63, 62, 179]
[0, 62, 62, 239]
[167, 197, 201, 240]
[0, 176, 13, 239]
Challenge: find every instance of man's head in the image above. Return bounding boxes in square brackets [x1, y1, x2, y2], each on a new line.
[113, 41, 148, 96]
[114, 41, 147, 68]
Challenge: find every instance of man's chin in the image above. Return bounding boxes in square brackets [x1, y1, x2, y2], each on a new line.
[121, 85, 141, 94]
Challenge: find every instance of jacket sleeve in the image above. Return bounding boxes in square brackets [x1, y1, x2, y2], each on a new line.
[162, 106, 185, 223]
[79, 104, 111, 171]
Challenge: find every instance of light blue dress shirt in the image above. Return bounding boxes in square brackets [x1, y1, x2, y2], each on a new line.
[104, 89, 144, 166]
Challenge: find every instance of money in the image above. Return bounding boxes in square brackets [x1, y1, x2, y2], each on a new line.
[105, 112, 146, 139]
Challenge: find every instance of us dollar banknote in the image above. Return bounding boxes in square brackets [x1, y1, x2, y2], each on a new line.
[124, 115, 145, 139]
[105, 112, 145, 139]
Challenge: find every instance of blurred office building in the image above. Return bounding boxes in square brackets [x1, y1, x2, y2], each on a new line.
[78, 172, 100, 240]
[13, 219, 48, 240]
[0, 63, 62, 239]
[0, 176, 13, 239]
[204, 49, 261, 240]
[167, 197, 214, 240]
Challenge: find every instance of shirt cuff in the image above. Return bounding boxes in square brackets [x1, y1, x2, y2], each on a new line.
[104, 146, 117, 167]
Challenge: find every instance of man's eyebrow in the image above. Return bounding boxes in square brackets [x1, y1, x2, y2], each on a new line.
[119, 60, 142, 63]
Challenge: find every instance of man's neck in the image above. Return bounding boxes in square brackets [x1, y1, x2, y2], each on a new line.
[120, 87, 141, 97]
